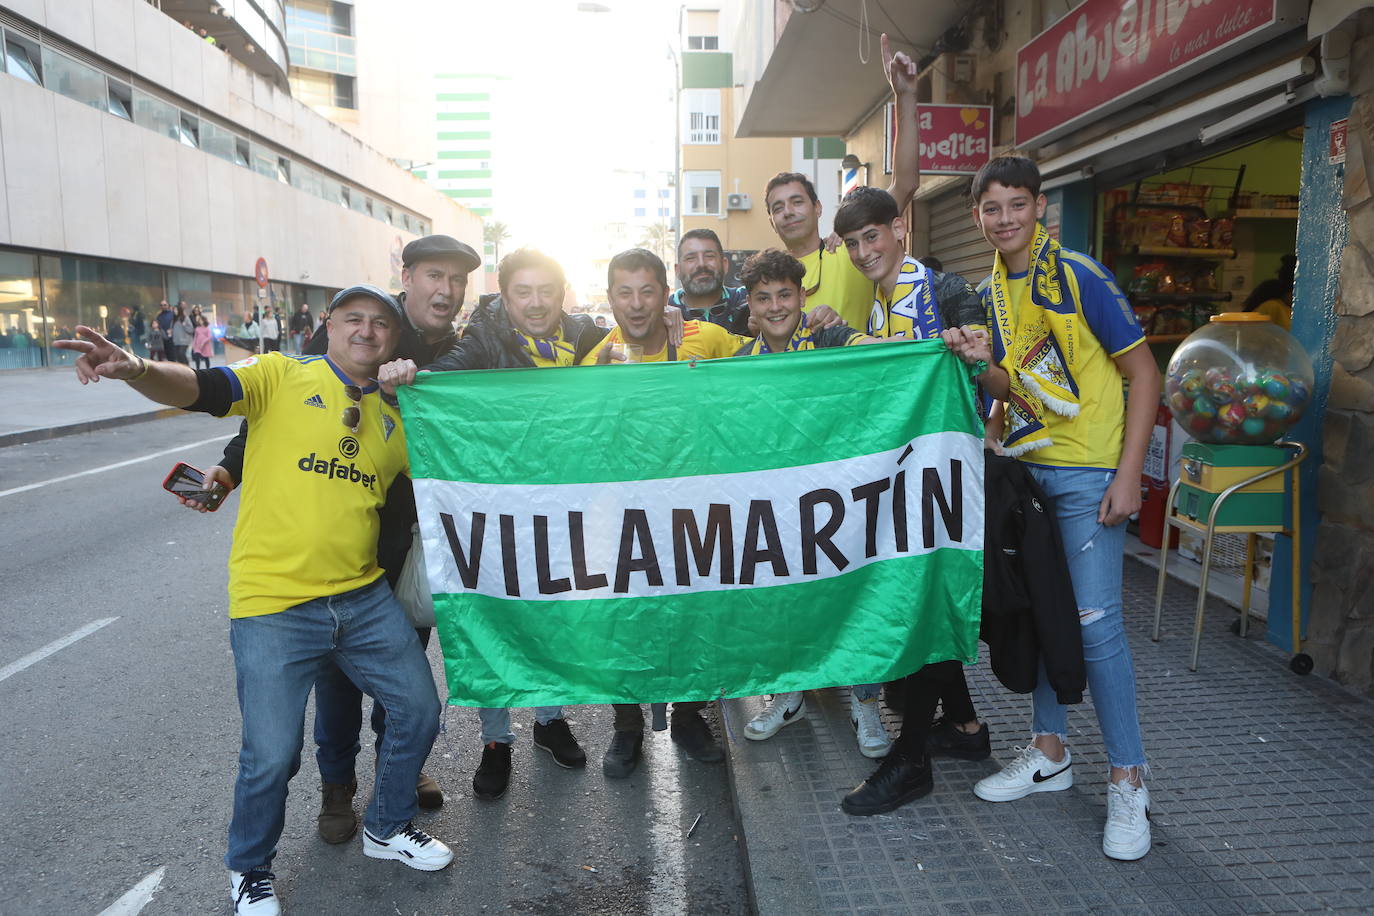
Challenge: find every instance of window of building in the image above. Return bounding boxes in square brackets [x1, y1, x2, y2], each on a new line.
[634, 207, 646, 217]
[132, 90, 179, 141]
[40, 47, 105, 109]
[106, 78, 132, 120]
[200, 120, 238, 164]
[684, 170, 721, 216]
[686, 36, 719, 50]
[333, 74, 355, 109]
[634, 189, 647, 199]
[234, 136, 251, 168]
[658, 207, 669, 217]
[178, 113, 199, 148]
[276, 156, 291, 185]
[3, 32, 42, 85]
[682, 89, 720, 145]
[658, 189, 671, 198]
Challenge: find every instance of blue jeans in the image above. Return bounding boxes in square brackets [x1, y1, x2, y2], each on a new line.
[1025, 465, 1147, 770]
[478, 705, 564, 744]
[313, 627, 433, 783]
[224, 578, 440, 872]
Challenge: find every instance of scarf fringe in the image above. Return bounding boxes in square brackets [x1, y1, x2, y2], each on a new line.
[1001, 436, 1054, 458]
[1019, 375, 1081, 419]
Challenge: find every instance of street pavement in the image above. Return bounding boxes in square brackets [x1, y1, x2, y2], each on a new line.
[5, 373, 1374, 915]
[0, 414, 750, 915]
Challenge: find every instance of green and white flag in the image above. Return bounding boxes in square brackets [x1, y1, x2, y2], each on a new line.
[399, 340, 984, 708]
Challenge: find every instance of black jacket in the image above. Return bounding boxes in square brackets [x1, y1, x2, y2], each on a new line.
[425, 298, 607, 372]
[216, 292, 458, 587]
[928, 269, 987, 331]
[981, 453, 1085, 704]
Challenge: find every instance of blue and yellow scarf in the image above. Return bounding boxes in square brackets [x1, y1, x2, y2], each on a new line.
[515, 326, 578, 368]
[983, 224, 1082, 456]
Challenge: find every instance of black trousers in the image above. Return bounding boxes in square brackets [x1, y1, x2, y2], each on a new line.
[892, 660, 977, 757]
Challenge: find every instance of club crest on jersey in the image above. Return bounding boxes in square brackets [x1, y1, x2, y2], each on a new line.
[304, 394, 326, 409]
[382, 412, 396, 442]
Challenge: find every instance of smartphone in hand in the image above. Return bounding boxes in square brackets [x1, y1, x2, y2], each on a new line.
[162, 461, 228, 512]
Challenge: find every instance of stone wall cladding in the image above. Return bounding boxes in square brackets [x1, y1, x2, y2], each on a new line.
[1316, 20, 1374, 696]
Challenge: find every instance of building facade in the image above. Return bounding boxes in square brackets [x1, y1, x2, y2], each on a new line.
[679, 3, 843, 269]
[0, 0, 479, 370]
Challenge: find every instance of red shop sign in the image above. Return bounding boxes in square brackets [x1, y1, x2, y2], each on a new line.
[917, 104, 993, 175]
[1016, 0, 1305, 148]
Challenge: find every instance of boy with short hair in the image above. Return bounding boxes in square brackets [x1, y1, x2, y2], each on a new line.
[732, 249, 873, 354]
[961, 155, 1159, 861]
[834, 186, 986, 338]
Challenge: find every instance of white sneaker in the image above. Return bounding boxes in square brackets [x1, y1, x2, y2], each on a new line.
[1103, 779, 1152, 860]
[850, 693, 892, 758]
[229, 869, 280, 916]
[744, 691, 806, 740]
[973, 744, 1073, 802]
[363, 823, 454, 871]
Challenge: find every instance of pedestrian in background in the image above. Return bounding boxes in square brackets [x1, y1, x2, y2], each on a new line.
[192, 314, 214, 369]
[145, 319, 166, 361]
[171, 303, 194, 364]
[262, 306, 281, 353]
[131, 308, 147, 357]
[290, 303, 313, 354]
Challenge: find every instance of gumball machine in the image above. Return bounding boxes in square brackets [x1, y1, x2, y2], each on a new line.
[1164, 313, 1313, 445]
[1153, 313, 1313, 675]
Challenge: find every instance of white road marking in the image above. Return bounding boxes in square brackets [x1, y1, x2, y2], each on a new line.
[0, 435, 231, 499]
[647, 722, 688, 916]
[96, 866, 166, 916]
[0, 617, 120, 684]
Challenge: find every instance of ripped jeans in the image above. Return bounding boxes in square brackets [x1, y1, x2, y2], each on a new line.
[1025, 465, 1147, 770]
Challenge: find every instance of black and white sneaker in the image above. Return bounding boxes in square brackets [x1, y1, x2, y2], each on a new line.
[229, 869, 280, 916]
[362, 822, 454, 871]
[744, 692, 806, 740]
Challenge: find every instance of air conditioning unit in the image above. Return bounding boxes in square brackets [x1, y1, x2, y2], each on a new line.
[726, 193, 752, 211]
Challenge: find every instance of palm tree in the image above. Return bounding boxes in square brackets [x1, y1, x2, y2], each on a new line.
[639, 221, 673, 262]
[483, 220, 512, 266]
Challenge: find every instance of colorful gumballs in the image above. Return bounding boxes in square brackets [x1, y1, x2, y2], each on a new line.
[1262, 372, 1291, 400]
[1209, 382, 1238, 405]
[1241, 417, 1267, 438]
[1179, 369, 1204, 399]
[1265, 400, 1294, 422]
[1218, 402, 1246, 429]
[1243, 393, 1271, 418]
[1240, 374, 1263, 395]
[1168, 390, 1193, 414]
[1192, 396, 1217, 418]
[1188, 413, 1214, 435]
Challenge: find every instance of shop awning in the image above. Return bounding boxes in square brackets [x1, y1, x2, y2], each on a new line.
[735, 0, 966, 138]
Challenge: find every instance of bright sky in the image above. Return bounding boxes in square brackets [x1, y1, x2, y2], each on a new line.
[407, 0, 682, 293]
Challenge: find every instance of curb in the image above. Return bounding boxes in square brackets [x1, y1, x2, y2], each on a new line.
[0, 407, 182, 449]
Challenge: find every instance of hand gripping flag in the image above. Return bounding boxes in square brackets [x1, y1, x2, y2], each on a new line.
[398, 341, 984, 707]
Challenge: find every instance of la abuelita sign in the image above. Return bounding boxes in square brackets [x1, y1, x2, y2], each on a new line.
[1016, 0, 1307, 148]
[916, 104, 993, 175]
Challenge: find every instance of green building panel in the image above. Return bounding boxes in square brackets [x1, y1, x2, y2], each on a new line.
[802, 137, 847, 159]
[681, 51, 732, 89]
[437, 112, 492, 121]
[438, 169, 492, 179]
[436, 92, 491, 101]
[438, 150, 492, 159]
[442, 189, 492, 198]
[437, 131, 491, 140]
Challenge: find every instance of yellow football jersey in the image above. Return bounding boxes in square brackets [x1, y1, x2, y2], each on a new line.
[216, 353, 409, 618]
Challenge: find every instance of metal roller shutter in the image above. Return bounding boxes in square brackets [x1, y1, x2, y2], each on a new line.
[926, 182, 995, 287]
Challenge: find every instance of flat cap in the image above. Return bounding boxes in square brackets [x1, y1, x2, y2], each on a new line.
[402, 234, 481, 272]
[328, 283, 404, 318]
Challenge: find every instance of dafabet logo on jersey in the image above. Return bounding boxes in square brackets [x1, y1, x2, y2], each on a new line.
[297, 452, 378, 489]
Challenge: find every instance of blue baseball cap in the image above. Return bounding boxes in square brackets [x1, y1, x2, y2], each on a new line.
[327, 284, 403, 318]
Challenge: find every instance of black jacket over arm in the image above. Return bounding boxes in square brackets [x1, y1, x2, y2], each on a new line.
[424, 298, 607, 373]
[981, 453, 1085, 705]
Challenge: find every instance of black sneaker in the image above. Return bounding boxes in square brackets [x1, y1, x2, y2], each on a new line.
[533, 717, 587, 768]
[927, 716, 991, 761]
[602, 729, 643, 779]
[670, 711, 723, 763]
[472, 741, 513, 799]
[841, 751, 934, 816]
[883, 679, 908, 715]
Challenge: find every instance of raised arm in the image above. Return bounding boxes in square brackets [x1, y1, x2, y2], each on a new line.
[881, 33, 921, 210]
[55, 325, 199, 407]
